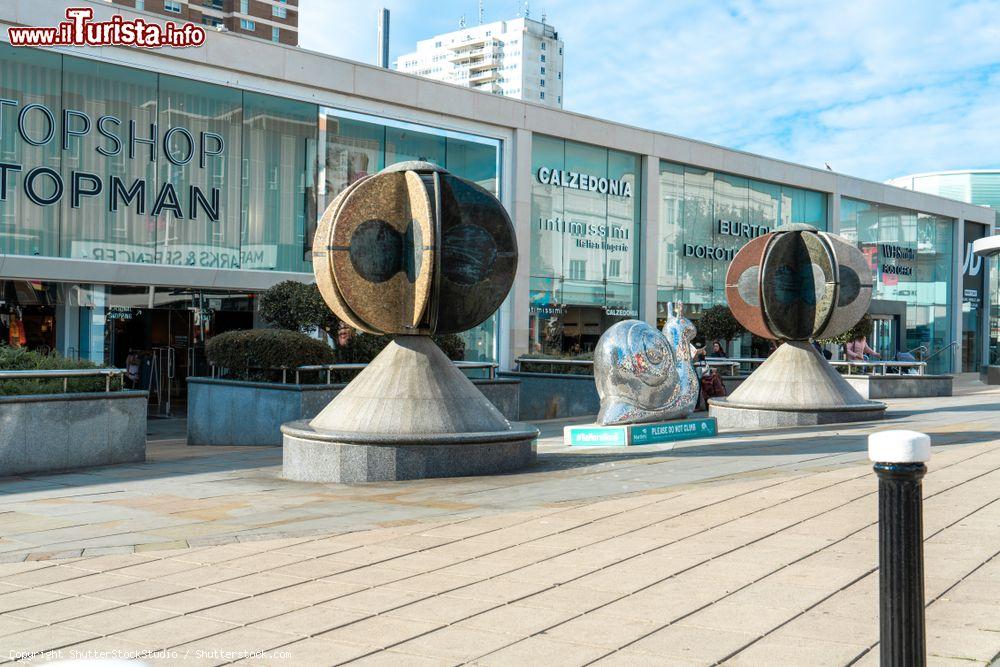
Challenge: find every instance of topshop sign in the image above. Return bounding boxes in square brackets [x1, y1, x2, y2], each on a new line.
[0, 98, 225, 221]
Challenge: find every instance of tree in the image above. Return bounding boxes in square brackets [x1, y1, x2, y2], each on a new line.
[696, 305, 745, 344]
[819, 313, 873, 346]
[259, 281, 338, 335]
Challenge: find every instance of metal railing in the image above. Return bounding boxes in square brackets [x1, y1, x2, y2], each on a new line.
[923, 340, 958, 363]
[516, 355, 929, 376]
[0, 368, 125, 392]
[211, 361, 498, 384]
[831, 360, 926, 375]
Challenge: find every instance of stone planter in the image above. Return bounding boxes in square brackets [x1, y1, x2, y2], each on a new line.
[499, 371, 599, 421]
[187, 377, 521, 446]
[981, 366, 1000, 385]
[842, 374, 953, 399]
[0, 391, 147, 476]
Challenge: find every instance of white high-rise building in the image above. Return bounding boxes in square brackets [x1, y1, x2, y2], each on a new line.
[395, 17, 564, 108]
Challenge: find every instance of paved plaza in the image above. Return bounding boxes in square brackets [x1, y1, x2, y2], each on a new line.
[0, 377, 998, 665]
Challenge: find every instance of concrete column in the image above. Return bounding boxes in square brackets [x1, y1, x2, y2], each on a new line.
[507, 127, 533, 369]
[640, 154, 661, 326]
[952, 218, 964, 374]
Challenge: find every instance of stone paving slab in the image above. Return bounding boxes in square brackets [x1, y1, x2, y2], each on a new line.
[0, 378, 997, 664]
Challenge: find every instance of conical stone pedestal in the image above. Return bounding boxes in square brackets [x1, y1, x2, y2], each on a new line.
[709, 341, 886, 430]
[282, 336, 538, 483]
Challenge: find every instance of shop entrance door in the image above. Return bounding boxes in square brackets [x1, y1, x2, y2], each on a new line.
[110, 308, 193, 417]
[871, 314, 900, 360]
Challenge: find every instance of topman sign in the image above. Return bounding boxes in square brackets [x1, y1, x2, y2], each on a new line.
[536, 167, 633, 197]
[0, 99, 225, 221]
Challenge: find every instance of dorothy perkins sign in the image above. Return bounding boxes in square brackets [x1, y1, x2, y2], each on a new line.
[0, 99, 225, 221]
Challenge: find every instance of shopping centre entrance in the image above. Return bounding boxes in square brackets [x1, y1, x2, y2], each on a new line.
[0, 281, 256, 417]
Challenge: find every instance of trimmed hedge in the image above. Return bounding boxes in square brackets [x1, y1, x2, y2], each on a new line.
[0, 346, 122, 396]
[206, 329, 335, 382]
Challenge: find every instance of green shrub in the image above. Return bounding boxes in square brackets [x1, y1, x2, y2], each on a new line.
[206, 329, 335, 381]
[259, 280, 338, 334]
[0, 346, 121, 396]
[696, 305, 745, 345]
[819, 313, 873, 346]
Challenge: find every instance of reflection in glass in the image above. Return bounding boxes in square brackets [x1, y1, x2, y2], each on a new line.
[841, 198, 954, 373]
[157, 75, 242, 269]
[242, 92, 318, 272]
[319, 108, 502, 362]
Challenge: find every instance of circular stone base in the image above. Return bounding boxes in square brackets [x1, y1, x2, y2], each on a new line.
[709, 398, 886, 431]
[281, 420, 539, 483]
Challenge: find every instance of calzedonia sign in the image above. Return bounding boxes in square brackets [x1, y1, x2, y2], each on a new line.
[0, 99, 225, 221]
[536, 167, 633, 197]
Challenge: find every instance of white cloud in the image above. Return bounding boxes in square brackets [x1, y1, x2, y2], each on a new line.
[299, 0, 1000, 181]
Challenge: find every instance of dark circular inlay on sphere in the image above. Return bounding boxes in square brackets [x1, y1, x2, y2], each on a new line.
[349, 219, 403, 284]
[838, 266, 861, 306]
[773, 263, 818, 306]
[440, 224, 498, 286]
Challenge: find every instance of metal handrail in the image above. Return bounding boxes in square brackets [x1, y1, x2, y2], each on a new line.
[0, 368, 125, 392]
[516, 354, 931, 377]
[923, 340, 959, 363]
[210, 361, 497, 384]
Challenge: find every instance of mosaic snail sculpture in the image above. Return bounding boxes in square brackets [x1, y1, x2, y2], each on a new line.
[594, 302, 699, 426]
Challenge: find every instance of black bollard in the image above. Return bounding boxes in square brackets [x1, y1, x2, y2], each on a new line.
[869, 430, 930, 667]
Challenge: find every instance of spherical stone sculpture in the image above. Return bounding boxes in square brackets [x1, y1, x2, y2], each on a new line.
[594, 303, 699, 426]
[724, 223, 873, 343]
[281, 162, 538, 483]
[313, 161, 517, 336]
[710, 224, 886, 429]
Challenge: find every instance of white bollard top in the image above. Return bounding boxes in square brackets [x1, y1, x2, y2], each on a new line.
[868, 430, 931, 463]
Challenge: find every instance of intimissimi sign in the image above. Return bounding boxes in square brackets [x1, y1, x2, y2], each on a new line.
[536, 167, 633, 197]
[0, 99, 225, 221]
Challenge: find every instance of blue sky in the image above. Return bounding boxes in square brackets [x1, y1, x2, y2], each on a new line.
[300, 0, 1000, 182]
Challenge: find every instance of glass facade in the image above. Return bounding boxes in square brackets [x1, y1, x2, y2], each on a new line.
[991, 258, 999, 366]
[656, 161, 827, 353]
[0, 42, 317, 273]
[528, 135, 641, 355]
[839, 197, 954, 373]
[0, 44, 505, 363]
[318, 108, 502, 362]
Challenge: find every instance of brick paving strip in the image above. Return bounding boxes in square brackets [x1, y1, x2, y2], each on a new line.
[0, 379, 997, 664]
